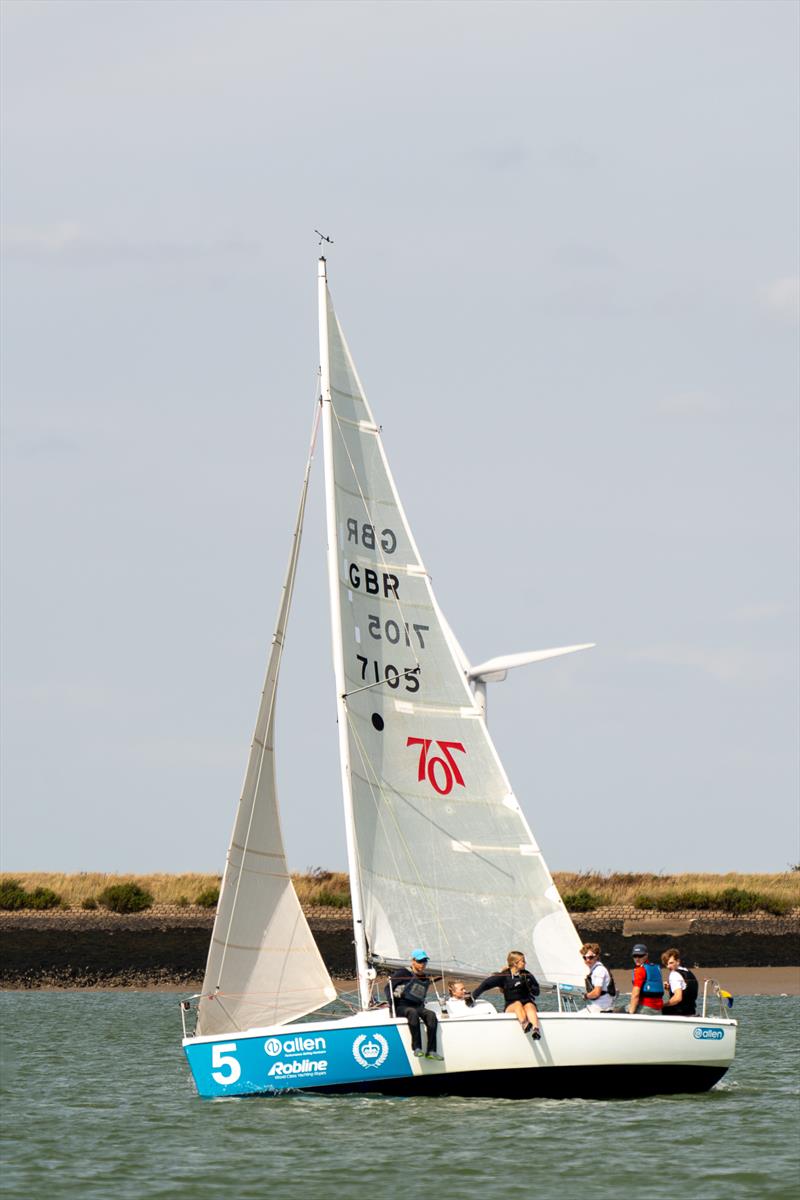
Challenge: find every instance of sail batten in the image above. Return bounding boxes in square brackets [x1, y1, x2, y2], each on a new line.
[322, 281, 585, 988]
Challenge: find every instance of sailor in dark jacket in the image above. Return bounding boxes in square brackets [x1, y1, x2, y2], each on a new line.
[387, 949, 443, 1059]
[661, 948, 699, 1016]
[472, 950, 542, 1039]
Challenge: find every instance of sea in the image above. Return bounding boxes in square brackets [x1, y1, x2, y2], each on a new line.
[1, 992, 798, 1199]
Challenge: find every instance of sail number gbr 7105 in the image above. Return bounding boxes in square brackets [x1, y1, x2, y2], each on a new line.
[356, 655, 420, 692]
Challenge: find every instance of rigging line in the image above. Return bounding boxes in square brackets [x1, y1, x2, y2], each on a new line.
[327, 310, 479, 718]
[202, 991, 241, 1035]
[374, 770, 516, 882]
[347, 716, 436, 946]
[348, 707, 520, 972]
[347, 714, 428, 931]
[346, 716, 518, 975]
[214, 396, 322, 991]
[347, 715, 451, 957]
[270, 903, 310, 1028]
[348, 699, 516, 890]
[343, 665, 420, 699]
[330, 406, 423, 675]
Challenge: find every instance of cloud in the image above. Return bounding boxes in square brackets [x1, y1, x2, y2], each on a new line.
[545, 142, 599, 171]
[630, 643, 782, 684]
[19, 680, 113, 711]
[1, 222, 83, 254]
[759, 276, 800, 324]
[12, 433, 81, 459]
[0, 223, 260, 265]
[729, 602, 790, 624]
[657, 390, 725, 416]
[549, 243, 619, 271]
[466, 143, 529, 171]
[131, 736, 242, 771]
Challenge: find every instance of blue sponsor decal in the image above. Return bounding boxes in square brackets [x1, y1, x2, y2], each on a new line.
[185, 1023, 412, 1097]
[692, 1026, 725, 1041]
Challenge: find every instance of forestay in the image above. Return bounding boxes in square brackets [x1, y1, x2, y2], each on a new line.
[197, 415, 337, 1036]
[321, 282, 585, 987]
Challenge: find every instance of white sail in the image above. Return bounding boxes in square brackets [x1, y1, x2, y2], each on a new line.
[197, 414, 337, 1035]
[321, 278, 585, 988]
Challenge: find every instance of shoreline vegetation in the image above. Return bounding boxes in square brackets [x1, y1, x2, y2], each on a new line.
[2, 870, 799, 914]
[2, 872, 797, 989]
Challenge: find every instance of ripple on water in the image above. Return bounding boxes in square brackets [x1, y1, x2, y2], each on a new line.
[1, 992, 798, 1200]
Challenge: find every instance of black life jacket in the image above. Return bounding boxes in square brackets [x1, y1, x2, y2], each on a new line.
[664, 966, 698, 1015]
[387, 972, 429, 1007]
[401, 977, 429, 1005]
[585, 964, 617, 997]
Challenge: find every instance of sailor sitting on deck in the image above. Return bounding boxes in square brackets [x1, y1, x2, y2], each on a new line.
[628, 943, 664, 1014]
[445, 978, 475, 1018]
[387, 949, 444, 1060]
[471, 950, 542, 1039]
[661, 948, 698, 1016]
[581, 942, 616, 1012]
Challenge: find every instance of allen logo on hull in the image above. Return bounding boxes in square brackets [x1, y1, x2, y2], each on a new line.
[265, 1035, 327, 1057]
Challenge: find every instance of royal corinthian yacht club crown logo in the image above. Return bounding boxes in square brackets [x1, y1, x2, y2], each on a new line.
[352, 1033, 389, 1069]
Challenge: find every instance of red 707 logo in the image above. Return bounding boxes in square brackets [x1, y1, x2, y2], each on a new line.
[406, 737, 466, 796]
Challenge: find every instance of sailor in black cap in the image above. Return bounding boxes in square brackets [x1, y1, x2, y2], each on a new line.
[628, 943, 664, 1014]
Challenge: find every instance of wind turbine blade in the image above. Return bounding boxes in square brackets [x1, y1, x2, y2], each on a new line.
[468, 643, 595, 682]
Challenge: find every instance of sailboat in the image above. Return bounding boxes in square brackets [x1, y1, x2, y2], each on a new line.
[181, 259, 736, 1099]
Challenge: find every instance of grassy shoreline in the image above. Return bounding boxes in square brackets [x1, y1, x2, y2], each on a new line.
[2, 870, 798, 911]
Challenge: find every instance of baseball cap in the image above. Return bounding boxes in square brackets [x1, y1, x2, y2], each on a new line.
[631, 943, 648, 956]
[410, 948, 429, 962]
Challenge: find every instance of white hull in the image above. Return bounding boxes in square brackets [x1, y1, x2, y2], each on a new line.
[184, 1007, 736, 1099]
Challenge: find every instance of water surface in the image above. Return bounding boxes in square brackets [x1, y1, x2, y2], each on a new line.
[1, 993, 797, 1199]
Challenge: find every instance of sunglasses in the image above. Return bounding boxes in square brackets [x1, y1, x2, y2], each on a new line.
[583, 954, 597, 960]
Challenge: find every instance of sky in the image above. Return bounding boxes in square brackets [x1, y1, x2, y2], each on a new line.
[1, 0, 798, 876]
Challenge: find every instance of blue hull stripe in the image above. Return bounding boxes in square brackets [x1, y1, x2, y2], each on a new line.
[184, 1024, 413, 1098]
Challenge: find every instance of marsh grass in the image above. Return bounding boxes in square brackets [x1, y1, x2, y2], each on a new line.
[0, 871, 351, 909]
[0, 873, 220, 908]
[553, 872, 800, 909]
[1, 870, 796, 910]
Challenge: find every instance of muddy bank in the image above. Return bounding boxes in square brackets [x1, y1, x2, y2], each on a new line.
[0, 909, 356, 988]
[1, 907, 797, 989]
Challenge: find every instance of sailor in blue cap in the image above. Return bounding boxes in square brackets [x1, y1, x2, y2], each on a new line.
[386, 949, 444, 1060]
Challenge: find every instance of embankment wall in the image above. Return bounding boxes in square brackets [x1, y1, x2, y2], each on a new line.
[1, 907, 798, 987]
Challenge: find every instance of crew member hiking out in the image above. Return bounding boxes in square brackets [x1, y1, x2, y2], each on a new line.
[387, 949, 443, 1060]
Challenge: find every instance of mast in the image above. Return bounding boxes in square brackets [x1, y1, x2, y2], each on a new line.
[318, 256, 372, 1010]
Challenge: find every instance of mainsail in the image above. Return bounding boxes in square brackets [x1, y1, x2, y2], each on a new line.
[197, 414, 337, 1035]
[320, 264, 584, 988]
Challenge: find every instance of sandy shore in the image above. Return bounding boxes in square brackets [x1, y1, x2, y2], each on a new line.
[336, 968, 800, 997]
[13, 966, 797, 996]
[685, 966, 800, 996]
